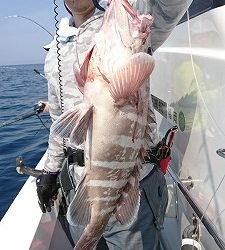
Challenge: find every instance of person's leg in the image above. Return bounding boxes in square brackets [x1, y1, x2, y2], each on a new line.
[96, 237, 109, 250]
[66, 164, 109, 249]
[66, 164, 168, 249]
[103, 167, 168, 250]
[140, 167, 168, 249]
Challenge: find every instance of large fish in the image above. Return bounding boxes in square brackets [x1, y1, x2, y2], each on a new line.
[51, 0, 154, 249]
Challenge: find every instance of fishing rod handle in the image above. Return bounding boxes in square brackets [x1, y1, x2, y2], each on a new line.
[16, 156, 42, 178]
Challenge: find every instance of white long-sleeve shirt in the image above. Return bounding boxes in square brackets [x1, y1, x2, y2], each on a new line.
[44, 0, 193, 180]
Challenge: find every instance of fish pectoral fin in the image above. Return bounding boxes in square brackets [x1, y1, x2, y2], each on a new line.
[50, 103, 93, 146]
[67, 175, 91, 226]
[109, 52, 154, 101]
[69, 103, 93, 146]
[50, 105, 81, 138]
[115, 173, 140, 225]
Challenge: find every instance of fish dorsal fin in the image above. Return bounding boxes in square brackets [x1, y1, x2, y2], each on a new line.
[115, 168, 140, 225]
[67, 174, 92, 226]
[109, 52, 154, 102]
[74, 66, 85, 94]
[74, 46, 95, 94]
[50, 102, 93, 146]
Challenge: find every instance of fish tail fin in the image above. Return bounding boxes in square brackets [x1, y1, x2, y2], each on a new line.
[109, 52, 154, 101]
[73, 227, 103, 250]
[67, 175, 92, 228]
[69, 177, 109, 250]
[72, 204, 111, 250]
[115, 166, 140, 225]
[50, 102, 93, 146]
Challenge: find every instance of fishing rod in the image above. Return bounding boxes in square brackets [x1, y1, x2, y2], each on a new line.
[0, 102, 46, 128]
[16, 156, 42, 177]
[1, 101, 49, 177]
[33, 69, 46, 79]
[3, 15, 53, 38]
[13, 102, 50, 177]
[1, 67, 48, 129]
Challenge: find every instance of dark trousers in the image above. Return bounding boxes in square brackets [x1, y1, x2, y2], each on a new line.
[67, 166, 168, 250]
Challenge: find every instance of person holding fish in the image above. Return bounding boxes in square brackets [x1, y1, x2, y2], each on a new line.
[36, 0, 193, 249]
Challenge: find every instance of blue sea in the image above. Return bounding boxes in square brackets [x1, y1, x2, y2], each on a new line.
[0, 64, 50, 220]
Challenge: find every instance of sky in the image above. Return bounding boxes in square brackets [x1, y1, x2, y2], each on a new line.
[0, 0, 68, 66]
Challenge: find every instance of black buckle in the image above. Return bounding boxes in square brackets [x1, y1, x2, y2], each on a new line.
[66, 147, 85, 166]
[147, 47, 152, 55]
[144, 148, 160, 166]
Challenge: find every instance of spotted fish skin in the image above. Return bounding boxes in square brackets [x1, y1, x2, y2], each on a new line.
[51, 0, 154, 249]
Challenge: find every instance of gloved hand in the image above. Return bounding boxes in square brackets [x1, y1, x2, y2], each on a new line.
[36, 170, 59, 213]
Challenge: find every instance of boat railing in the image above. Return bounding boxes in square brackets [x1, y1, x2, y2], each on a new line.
[168, 167, 225, 250]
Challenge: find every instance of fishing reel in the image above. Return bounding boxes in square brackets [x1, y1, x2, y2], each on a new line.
[0, 101, 47, 128]
[33, 101, 46, 114]
[145, 126, 178, 174]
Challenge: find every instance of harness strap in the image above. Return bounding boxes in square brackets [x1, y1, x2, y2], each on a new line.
[59, 148, 85, 193]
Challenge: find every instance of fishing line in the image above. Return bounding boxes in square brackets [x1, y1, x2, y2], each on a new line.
[200, 174, 225, 220]
[186, 7, 225, 229]
[213, 208, 225, 224]
[18, 116, 50, 154]
[36, 114, 50, 131]
[2, 15, 53, 38]
[186, 7, 225, 138]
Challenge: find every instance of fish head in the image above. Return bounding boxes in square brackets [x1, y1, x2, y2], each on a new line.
[102, 0, 153, 51]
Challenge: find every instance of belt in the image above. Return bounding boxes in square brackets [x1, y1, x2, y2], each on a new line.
[60, 147, 157, 194]
[65, 148, 155, 166]
[59, 147, 85, 194]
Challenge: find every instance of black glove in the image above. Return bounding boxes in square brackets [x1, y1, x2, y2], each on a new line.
[36, 171, 59, 213]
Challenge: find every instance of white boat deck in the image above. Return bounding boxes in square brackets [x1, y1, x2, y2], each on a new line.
[0, 153, 47, 249]
[0, 153, 72, 250]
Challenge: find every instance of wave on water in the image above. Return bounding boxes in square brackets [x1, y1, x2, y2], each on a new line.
[0, 64, 50, 219]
